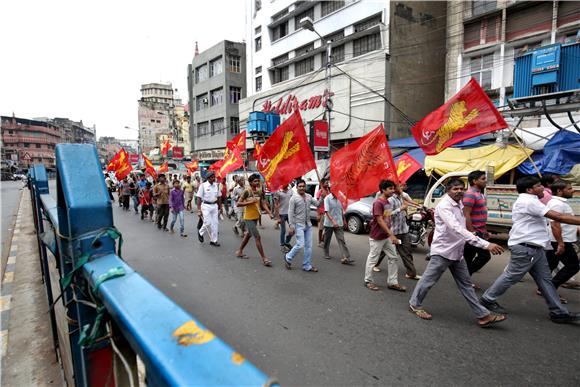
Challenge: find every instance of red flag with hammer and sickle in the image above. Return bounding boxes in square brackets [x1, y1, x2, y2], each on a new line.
[142, 153, 157, 180]
[157, 161, 169, 173]
[257, 110, 316, 190]
[217, 146, 243, 178]
[224, 130, 246, 159]
[411, 78, 507, 155]
[330, 124, 398, 209]
[395, 152, 422, 184]
[185, 160, 199, 174]
[107, 148, 128, 172]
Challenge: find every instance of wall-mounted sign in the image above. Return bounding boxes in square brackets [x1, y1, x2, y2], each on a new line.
[310, 120, 329, 152]
[172, 147, 184, 159]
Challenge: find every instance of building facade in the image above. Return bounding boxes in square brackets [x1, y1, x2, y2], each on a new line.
[138, 83, 174, 154]
[240, 0, 447, 150]
[187, 40, 246, 161]
[52, 117, 96, 144]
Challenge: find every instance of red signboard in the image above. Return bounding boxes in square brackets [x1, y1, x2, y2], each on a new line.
[311, 120, 329, 152]
[129, 154, 139, 164]
[172, 147, 184, 159]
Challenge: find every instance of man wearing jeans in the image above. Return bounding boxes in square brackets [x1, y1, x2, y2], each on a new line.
[274, 183, 293, 252]
[480, 176, 580, 323]
[169, 180, 187, 237]
[284, 179, 319, 272]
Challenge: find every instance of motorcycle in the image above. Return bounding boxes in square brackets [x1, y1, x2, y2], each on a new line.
[408, 206, 434, 248]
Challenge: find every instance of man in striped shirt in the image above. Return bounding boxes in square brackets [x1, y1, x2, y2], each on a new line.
[463, 171, 490, 284]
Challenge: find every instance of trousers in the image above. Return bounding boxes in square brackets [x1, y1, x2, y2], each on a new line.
[396, 233, 417, 277]
[364, 238, 399, 286]
[199, 203, 219, 243]
[156, 204, 169, 229]
[285, 224, 313, 270]
[170, 210, 185, 234]
[279, 214, 292, 246]
[545, 242, 580, 288]
[323, 227, 350, 259]
[464, 240, 492, 275]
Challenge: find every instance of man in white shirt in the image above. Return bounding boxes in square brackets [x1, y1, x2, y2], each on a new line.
[545, 180, 579, 292]
[196, 171, 223, 246]
[481, 176, 580, 324]
[409, 179, 506, 327]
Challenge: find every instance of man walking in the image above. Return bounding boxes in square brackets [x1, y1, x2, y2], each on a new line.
[274, 183, 293, 252]
[316, 179, 329, 247]
[389, 184, 420, 279]
[153, 174, 170, 231]
[232, 176, 246, 236]
[196, 171, 222, 246]
[463, 170, 491, 284]
[284, 179, 319, 272]
[480, 176, 580, 323]
[235, 173, 274, 266]
[323, 186, 354, 265]
[183, 175, 194, 212]
[139, 182, 154, 221]
[409, 179, 506, 327]
[364, 180, 405, 292]
[169, 180, 187, 237]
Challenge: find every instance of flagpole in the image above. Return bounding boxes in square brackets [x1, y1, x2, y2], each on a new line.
[507, 117, 542, 178]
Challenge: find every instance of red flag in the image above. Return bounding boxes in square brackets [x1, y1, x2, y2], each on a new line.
[161, 139, 172, 156]
[411, 78, 507, 155]
[209, 160, 223, 172]
[157, 161, 169, 173]
[330, 124, 398, 209]
[142, 154, 157, 179]
[185, 160, 199, 173]
[106, 148, 128, 171]
[224, 130, 247, 158]
[114, 150, 133, 180]
[253, 142, 262, 160]
[217, 146, 243, 178]
[256, 110, 316, 190]
[395, 153, 422, 184]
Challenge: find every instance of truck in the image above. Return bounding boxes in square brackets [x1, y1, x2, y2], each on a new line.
[423, 171, 580, 234]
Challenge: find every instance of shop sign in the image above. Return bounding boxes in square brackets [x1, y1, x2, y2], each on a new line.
[191, 149, 225, 161]
[172, 147, 184, 159]
[310, 120, 329, 152]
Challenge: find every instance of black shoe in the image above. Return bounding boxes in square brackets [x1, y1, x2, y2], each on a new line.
[550, 312, 580, 324]
[198, 233, 204, 243]
[480, 297, 508, 314]
[209, 241, 220, 247]
[284, 243, 293, 250]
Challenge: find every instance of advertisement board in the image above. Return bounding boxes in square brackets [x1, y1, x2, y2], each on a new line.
[310, 120, 329, 152]
[172, 147, 184, 159]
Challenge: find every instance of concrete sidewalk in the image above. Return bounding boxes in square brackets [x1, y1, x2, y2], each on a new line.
[1, 190, 63, 386]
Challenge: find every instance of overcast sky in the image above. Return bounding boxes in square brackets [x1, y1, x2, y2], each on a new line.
[0, 0, 246, 140]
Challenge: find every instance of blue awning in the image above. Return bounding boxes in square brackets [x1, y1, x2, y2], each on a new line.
[517, 130, 580, 175]
[394, 148, 426, 167]
[389, 136, 482, 149]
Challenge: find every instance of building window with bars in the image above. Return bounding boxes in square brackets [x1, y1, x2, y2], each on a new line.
[255, 0, 261, 12]
[353, 32, 382, 57]
[272, 53, 289, 66]
[255, 25, 261, 35]
[322, 44, 345, 65]
[228, 55, 241, 73]
[469, 54, 493, 90]
[354, 14, 382, 33]
[195, 93, 208, 111]
[272, 21, 289, 41]
[295, 43, 314, 58]
[295, 7, 314, 31]
[255, 76, 262, 92]
[230, 117, 240, 135]
[321, 1, 345, 17]
[272, 66, 289, 84]
[255, 66, 262, 74]
[209, 56, 223, 77]
[230, 87, 242, 104]
[210, 88, 223, 106]
[255, 36, 262, 52]
[197, 121, 209, 137]
[195, 64, 208, 83]
[211, 118, 225, 135]
[295, 56, 314, 77]
[472, 1, 497, 17]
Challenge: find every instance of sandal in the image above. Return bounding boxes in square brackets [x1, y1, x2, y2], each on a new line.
[409, 305, 432, 320]
[341, 258, 354, 265]
[365, 282, 380, 291]
[388, 284, 407, 292]
[478, 313, 507, 328]
[284, 257, 292, 270]
[235, 252, 249, 259]
[303, 266, 318, 272]
[262, 258, 272, 267]
[372, 266, 381, 272]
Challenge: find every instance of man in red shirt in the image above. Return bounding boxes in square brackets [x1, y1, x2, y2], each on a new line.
[316, 179, 329, 247]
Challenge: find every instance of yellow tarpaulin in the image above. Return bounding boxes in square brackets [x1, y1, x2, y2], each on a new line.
[425, 144, 533, 178]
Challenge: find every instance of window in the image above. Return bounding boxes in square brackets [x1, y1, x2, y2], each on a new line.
[209, 56, 223, 77]
[255, 36, 262, 52]
[472, 1, 497, 17]
[36, 144, 41, 148]
[295, 43, 314, 58]
[255, 26, 261, 35]
[211, 118, 225, 135]
[197, 122, 209, 137]
[354, 15, 382, 33]
[470, 54, 493, 90]
[321, 1, 345, 17]
[195, 93, 208, 111]
[228, 55, 241, 73]
[230, 117, 240, 135]
[295, 8, 314, 30]
[295, 56, 314, 76]
[272, 66, 289, 84]
[255, 76, 262, 92]
[324, 30, 345, 44]
[255, 0, 261, 12]
[195, 64, 208, 83]
[272, 21, 289, 41]
[255, 66, 262, 74]
[210, 88, 223, 106]
[272, 53, 289, 66]
[322, 44, 345, 65]
[272, 8, 288, 22]
[353, 32, 382, 57]
[230, 86, 242, 104]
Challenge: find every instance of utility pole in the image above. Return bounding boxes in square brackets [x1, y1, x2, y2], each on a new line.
[325, 40, 332, 158]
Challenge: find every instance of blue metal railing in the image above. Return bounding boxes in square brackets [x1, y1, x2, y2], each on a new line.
[28, 143, 277, 387]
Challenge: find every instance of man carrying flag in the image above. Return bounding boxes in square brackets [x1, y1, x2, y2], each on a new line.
[142, 154, 158, 180]
[411, 78, 507, 155]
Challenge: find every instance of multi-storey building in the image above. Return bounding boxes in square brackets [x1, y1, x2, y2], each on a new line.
[52, 117, 96, 144]
[138, 83, 174, 154]
[187, 40, 246, 161]
[240, 0, 448, 153]
[1, 116, 62, 170]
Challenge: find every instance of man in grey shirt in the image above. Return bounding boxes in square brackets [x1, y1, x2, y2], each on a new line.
[323, 187, 354, 265]
[284, 179, 319, 272]
[274, 183, 293, 252]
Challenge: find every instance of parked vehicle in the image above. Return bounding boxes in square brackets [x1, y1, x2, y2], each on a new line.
[408, 206, 434, 247]
[344, 196, 373, 234]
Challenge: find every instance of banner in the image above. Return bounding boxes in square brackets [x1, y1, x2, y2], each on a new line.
[395, 152, 422, 184]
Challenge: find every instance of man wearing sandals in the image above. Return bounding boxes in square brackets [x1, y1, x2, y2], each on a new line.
[409, 179, 507, 327]
[235, 173, 274, 267]
[364, 180, 406, 292]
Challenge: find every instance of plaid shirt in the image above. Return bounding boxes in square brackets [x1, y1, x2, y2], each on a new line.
[388, 194, 409, 235]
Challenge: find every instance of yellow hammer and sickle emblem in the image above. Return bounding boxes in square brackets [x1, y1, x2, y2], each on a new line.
[219, 156, 236, 175]
[421, 100, 479, 152]
[262, 131, 301, 181]
[397, 159, 412, 176]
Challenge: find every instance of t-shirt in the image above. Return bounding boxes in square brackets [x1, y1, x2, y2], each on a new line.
[369, 197, 392, 240]
[323, 193, 344, 227]
[547, 196, 578, 243]
[183, 181, 194, 193]
[462, 187, 487, 233]
[274, 189, 293, 215]
[241, 188, 262, 220]
[508, 193, 550, 248]
[153, 183, 170, 205]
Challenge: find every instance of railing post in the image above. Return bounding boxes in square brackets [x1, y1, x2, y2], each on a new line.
[54, 144, 118, 387]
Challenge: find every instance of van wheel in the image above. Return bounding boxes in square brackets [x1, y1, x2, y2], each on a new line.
[347, 215, 363, 234]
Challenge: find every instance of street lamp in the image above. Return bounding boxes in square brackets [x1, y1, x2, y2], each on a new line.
[300, 17, 332, 156]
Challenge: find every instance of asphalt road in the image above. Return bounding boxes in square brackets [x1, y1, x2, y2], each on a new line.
[48, 182, 579, 385]
[1, 180, 24, 274]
